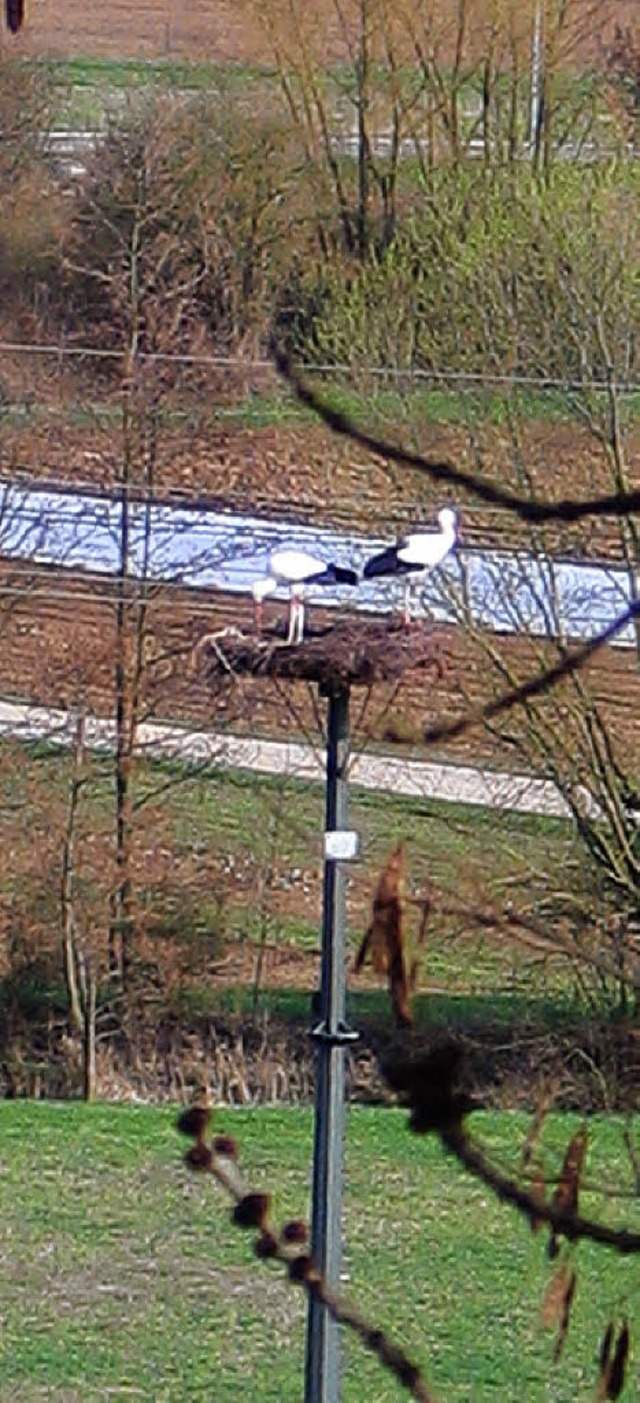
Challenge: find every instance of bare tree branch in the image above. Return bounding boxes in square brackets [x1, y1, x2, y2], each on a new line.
[444, 1127, 640, 1256]
[178, 1105, 440, 1402]
[423, 600, 640, 745]
[272, 346, 640, 523]
[385, 1049, 640, 1255]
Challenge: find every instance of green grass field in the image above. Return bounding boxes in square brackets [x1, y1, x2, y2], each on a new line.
[7, 382, 640, 432]
[46, 57, 277, 128]
[0, 1103, 637, 1401]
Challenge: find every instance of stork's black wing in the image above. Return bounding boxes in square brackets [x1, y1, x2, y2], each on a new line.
[307, 564, 358, 586]
[363, 546, 414, 579]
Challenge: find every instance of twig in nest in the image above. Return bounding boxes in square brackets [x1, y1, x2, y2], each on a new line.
[191, 627, 248, 677]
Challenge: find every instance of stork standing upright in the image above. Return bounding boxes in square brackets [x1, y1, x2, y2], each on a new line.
[363, 507, 458, 624]
[252, 548, 358, 643]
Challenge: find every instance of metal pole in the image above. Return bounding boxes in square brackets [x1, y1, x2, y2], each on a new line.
[529, 0, 543, 158]
[304, 684, 358, 1403]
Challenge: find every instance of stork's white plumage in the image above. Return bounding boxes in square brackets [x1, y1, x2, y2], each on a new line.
[363, 508, 458, 623]
[252, 547, 358, 642]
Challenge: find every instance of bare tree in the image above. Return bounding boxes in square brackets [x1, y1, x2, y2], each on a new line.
[60, 713, 86, 1035]
[59, 712, 99, 1099]
[61, 99, 215, 981]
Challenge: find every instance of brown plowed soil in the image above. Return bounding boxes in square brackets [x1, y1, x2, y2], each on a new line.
[0, 560, 637, 773]
[5, 0, 636, 67]
[1, 379, 638, 558]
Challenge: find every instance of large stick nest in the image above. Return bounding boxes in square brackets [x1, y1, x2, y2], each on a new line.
[195, 615, 445, 689]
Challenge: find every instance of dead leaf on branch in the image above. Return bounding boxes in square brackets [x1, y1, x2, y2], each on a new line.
[597, 1319, 631, 1400]
[548, 1126, 588, 1259]
[541, 1260, 577, 1362]
[354, 842, 413, 1027]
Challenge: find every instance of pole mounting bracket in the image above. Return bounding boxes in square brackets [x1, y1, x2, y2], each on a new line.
[310, 1021, 360, 1047]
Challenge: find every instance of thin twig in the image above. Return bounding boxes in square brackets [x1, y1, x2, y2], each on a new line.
[178, 1109, 440, 1402]
[422, 600, 640, 744]
[443, 1127, 640, 1255]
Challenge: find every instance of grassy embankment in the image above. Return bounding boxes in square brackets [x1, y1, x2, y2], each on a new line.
[45, 55, 518, 129]
[0, 735, 602, 1029]
[0, 1100, 637, 1401]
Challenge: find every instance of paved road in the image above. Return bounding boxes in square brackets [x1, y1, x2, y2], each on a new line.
[0, 697, 594, 822]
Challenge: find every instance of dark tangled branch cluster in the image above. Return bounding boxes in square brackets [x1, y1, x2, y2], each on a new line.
[384, 1043, 640, 1257]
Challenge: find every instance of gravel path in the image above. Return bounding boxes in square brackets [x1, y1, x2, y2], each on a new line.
[0, 696, 592, 821]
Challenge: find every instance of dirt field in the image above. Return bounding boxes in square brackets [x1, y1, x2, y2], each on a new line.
[5, 0, 637, 66]
[0, 559, 637, 774]
[1, 369, 636, 557]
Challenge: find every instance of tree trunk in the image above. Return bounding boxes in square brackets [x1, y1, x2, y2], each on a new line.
[61, 713, 86, 1035]
[82, 954, 97, 1102]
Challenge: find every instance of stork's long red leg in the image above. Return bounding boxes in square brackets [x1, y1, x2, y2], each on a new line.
[285, 598, 296, 644]
[403, 579, 412, 627]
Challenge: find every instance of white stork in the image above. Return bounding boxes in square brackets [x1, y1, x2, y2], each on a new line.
[363, 508, 458, 624]
[252, 548, 358, 643]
